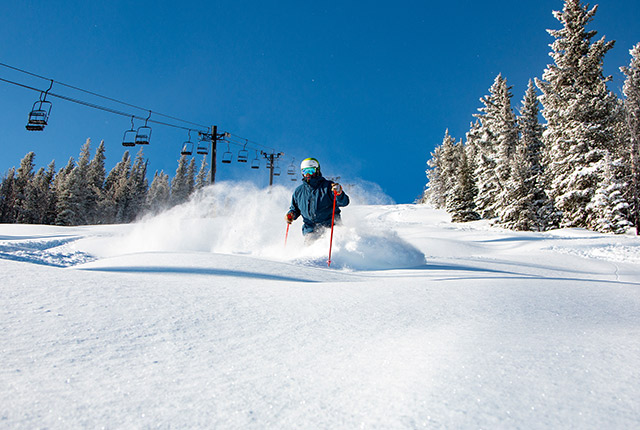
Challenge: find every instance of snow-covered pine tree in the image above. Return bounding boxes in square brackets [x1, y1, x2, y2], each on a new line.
[448, 140, 480, 223]
[127, 149, 149, 222]
[424, 130, 457, 208]
[101, 151, 132, 224]
[170, 155, 191, 207]
[186, 157, 196, 197]
[147, 171, 170, 214]
[473, 74, 517, 219]
[68, 139, 93, 225]
[499, 80, 555, 231]
[86, 140, 106, 224]
[195, 157, 210, 191]
[587, 152, 632, 233]
[423, 140, 445, 207]
[0, 168, 16, 223]
[21, 166, 50, 224]
[536, 0, 621, 229]
[621, 43, 640, 235]
[14, 152, 36, 223]
[54, 157, 77, 226]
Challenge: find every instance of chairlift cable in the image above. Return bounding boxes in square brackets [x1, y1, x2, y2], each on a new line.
[0, 62, 209, 129]
[1, 67, 286, 159]
[0, 76, 202, 132]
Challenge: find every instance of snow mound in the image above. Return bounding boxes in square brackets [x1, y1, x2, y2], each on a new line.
[0, 234, 95, 267]
[285, 227, 425, 270]
[550, 242, 640, 265]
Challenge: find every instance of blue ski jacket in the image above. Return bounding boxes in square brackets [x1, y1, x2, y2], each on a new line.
[288, 176, 350, 235]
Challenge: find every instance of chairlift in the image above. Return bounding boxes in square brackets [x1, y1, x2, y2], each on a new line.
[26, 81, 53, 131]
[196, 138, 209, 155]
[221, 143, 233, 164]
[181, 130, 194, 155]
[237, 140, 249, 163]
[135, 111, 152, 145]
[287, 159, 296, 176]
[25, 101, 52, 131]
[122, 116, 137, 147]
[273, 164, 281, 176]
[251, 151, 260, 169]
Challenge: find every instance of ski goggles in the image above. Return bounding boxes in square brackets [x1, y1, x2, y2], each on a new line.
[301, 167, 317, 176]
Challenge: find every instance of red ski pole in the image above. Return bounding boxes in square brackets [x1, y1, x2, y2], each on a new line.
[327, 190, 338, 267]
[284, 223, 290, 247]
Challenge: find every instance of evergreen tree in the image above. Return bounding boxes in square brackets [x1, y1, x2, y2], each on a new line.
[147, 171, 170, 214]
[102, 151, 132, 224]
[499, 81, 555, 231]
[448, 140, 480, 223]
[14, 152, 36, 223]
[587, 153, 632, 233]
[621, 43, 640, 234]
[186, 157, 196, 197]
[424, 130, 456, 208]
[473, 74, 517, 218]
[86, 140, 106, 224]
[70, 139, 93, 225]
[127, 148, 149, 222]
[0, 168, 16, 223]
[54, 157, 77, 226]
[536, 0, 621, 228]
[170, 155, 191, 206]
[195, 157, 210, 191]
[423, 144, 444, 206]
[22, 167, 49, 224]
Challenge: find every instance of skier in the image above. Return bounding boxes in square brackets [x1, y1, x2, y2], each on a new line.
[285, 157, 349, 242]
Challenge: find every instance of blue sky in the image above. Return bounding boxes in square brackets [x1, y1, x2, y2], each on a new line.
[1, 0, 638, 203]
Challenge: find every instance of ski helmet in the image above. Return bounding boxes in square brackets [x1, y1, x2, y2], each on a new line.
[300, 157, 320, 170]
[300, 157, 321, 178]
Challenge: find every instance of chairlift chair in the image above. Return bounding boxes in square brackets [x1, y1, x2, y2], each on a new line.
[251, 151, 260, 169]
[135, 111, 152, 145]
[122, 129, 137, 147]
[196, 140, 209, 155]
[26, 82, 53, 131]
[181, 142, 193, 156]
[273, 165, 281, 176]
[181, 130, 194, 155]
[135, 125, 151, 145]
[122, 116, 137, 147]
[286, 159, 296, 181]
[237, 141, 249, 163]
[25, 100, 52, 131]
[221, 144, 233, 164]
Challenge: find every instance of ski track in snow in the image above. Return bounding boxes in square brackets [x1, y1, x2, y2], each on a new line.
[1, 185, 639, 429]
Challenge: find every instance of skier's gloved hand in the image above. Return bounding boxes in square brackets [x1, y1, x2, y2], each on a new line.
[285, 212, 294, 224]
[331, 183, 343, 195]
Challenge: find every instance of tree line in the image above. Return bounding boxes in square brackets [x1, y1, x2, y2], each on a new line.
[0, 139, 210, 226]
[422, 0, 640, 235]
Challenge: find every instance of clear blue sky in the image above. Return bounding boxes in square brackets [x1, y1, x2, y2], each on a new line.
[1, 0, 638, 203]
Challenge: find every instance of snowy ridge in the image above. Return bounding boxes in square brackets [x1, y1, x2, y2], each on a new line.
[1, 183, 639, 429]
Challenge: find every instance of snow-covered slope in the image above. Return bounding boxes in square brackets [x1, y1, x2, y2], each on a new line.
[1, 184, 639, 429]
